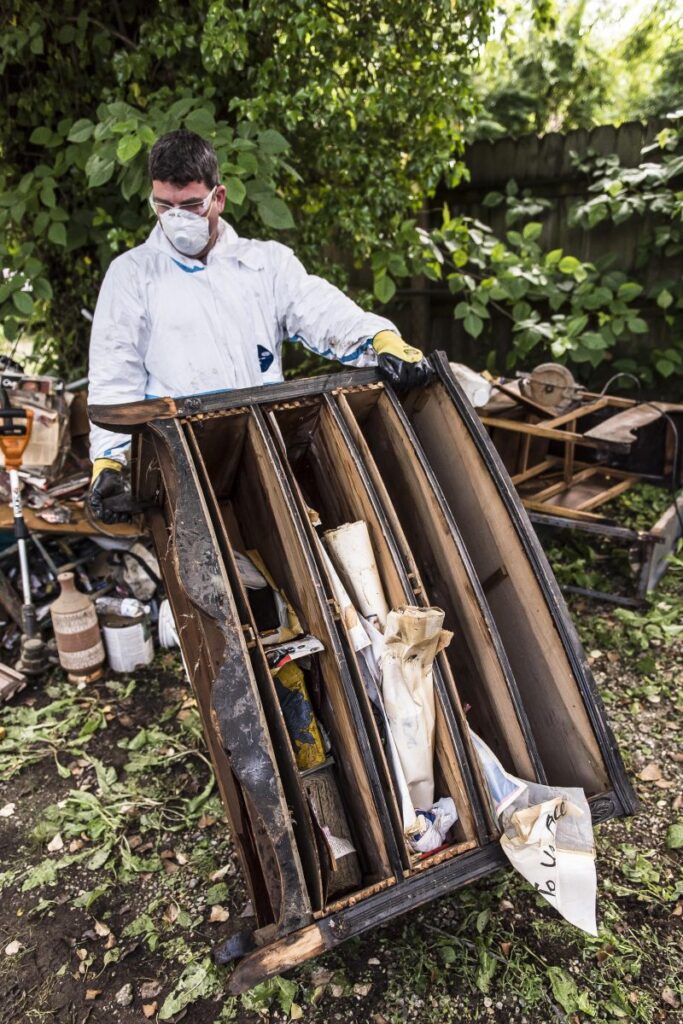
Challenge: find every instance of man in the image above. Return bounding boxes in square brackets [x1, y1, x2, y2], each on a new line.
[88, 129, 432, 524]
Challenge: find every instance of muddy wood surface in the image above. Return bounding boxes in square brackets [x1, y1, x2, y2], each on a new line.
[1, 574, 681, 1024]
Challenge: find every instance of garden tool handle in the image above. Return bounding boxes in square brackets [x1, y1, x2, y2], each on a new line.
[0, 393, 34, 470]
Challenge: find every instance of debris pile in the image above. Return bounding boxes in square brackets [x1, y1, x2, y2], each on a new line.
[451, 360, 683, 605]
[0, 365, 166, 691]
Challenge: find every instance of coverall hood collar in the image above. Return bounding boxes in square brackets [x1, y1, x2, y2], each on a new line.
[146, 218, 265, 270]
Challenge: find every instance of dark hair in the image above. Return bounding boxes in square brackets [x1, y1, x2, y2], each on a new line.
[148, 129, 219, 188]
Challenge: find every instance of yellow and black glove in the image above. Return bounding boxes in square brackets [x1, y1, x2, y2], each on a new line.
[87, 458, 133, 525]
[372, 330, 433, 389]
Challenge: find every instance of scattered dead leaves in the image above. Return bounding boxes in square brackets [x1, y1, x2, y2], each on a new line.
[637, 763, 663, 782]
[139, 981, 162, 1000]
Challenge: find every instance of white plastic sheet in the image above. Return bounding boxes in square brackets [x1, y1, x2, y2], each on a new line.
[471, 730, 597, 935]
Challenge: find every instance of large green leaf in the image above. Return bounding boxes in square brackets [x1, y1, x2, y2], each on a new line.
[374, 272, 396, 304]
[463, 311, 484, 338]
[116, 134, 142, 163]
[258, 128, 289, 154]
[225, 177, 247, 205]
[12, 290, 34, 316]
[85, 153, 115, 188]
[47, 222, 67, 247]
[257, 194, 294, 230]
[68, 118, 94, 143]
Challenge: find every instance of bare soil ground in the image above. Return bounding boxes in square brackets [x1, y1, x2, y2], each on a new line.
[1, 554, 681, 1024]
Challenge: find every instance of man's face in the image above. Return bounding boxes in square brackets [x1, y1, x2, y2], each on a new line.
[151, 179, 226, 257]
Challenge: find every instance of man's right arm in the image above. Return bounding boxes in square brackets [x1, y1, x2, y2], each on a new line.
[88, 255, 149, 464]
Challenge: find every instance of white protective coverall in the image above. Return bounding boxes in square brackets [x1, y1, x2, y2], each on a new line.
[88, 218, 397, 462]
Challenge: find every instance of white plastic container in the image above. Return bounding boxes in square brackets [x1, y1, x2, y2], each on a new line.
[101, 610, 154, 673]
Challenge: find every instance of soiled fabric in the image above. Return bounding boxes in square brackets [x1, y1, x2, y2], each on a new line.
[380, 606, 448, 811]
[88, 219, 396, 461]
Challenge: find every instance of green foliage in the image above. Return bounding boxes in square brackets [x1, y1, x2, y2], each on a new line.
[374, 124, 683, 383]
[373, 185, 650, 377]
[616, 1, 683, 121]
[158, 957, 224, 1020]
[241, 976, 299, 1016]
[568, 122, 683, 381]
[0, 683, 106, 778]
[546, 966, 595, 1016]
[0, 0, 491, 376]
[473, 0, 683, 138]
[473, 1, 611, 139]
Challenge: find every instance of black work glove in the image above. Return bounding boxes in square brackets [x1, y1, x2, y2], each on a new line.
[372, 330, 434, 390]
[87, 459, 133, 525]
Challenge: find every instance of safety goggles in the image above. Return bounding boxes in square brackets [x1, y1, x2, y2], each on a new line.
[148, 185, 217, 218]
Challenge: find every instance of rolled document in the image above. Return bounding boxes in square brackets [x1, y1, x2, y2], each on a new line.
[323, 521, 389, 628]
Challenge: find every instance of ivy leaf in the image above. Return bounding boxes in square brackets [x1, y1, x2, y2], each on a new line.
[374, 273, 396, 304]
[185, 107, 216, 135]
[258, 129, 289, 154]
[87, 843, 113, 870]
[116, 134, 142, 163]
[225, 177, 247, 205]
[656, 288, 674, 309]
[463, 311, 483, 338]
[475, 950, 497, 994]
[257, 195, 294, 230]
[12, 290, 34, 316]
[241, 977, 298, 1016]
[205, 882, 229, 905]
[617, 281, 643, 301]
[482, 191, 503, 207]
[29, 126, 52, 146]
[655, 358, 675, 378]
[558, 255, 580, 274]
[581, 331, 608, 350]
[86, 154, 115, 188]
[627, 317, 648, 334]
[547, 967, 580, 1014]
[475, 909, 490, 933]
[68, 119, 94, 143]
[566, 314, 588, 337]
[40, 184, 56, 208]
[33, 278, 53, 301]
[522, 221, 542, 241]
[47, 222, 67, 247]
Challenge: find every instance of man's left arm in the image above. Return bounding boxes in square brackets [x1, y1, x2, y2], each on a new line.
[272, 245, 433, 387]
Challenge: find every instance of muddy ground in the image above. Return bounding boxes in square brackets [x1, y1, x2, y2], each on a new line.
[1, 553, 681, 1024]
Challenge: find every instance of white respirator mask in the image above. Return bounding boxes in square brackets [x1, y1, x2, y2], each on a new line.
[159, 205, 213, 257]
[153, 186, 218, 257]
